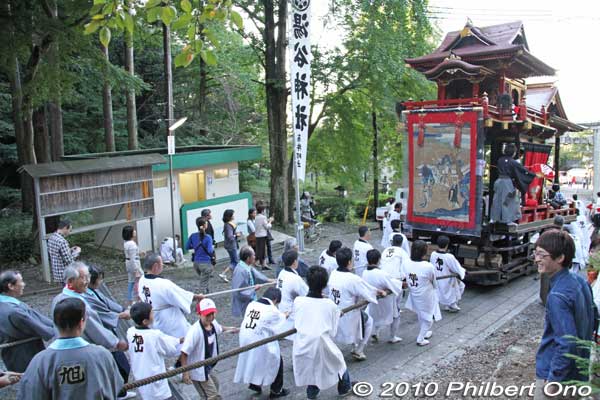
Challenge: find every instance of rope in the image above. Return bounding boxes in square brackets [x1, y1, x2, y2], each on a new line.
[204, 282, 276, 298]
[0, 336, 40, 350]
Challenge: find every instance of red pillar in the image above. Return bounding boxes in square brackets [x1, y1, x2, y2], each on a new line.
[472, 81, 480, 98]
[437, 82, 446, 100]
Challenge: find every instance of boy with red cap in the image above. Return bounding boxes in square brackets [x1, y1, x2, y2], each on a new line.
[181, 298, 238, 399]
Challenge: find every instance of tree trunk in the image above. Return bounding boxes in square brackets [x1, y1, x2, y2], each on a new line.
[198, 55, 208, 136]
[101, 44, 115, 152]
[163, 23, 174, 135]
[125, 11, 138, 150]
[263, 0, 289, 224]
[372, 111, 379, 220]
[48, 0, 63, 160]
[33, 105, 51, 163]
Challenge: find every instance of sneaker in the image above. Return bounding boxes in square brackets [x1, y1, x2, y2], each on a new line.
[388, 336, 403, 344]
[417, 339, 430, 346]
[261, 264, 272, 271]
[424, 331, 433, 339]
[218, 273, 229, 283]
[351, 351, 367, 361]
[118, 391, 137, 399]
[371, 334, 379, 343]
[444, 306, 459, 313]
[451, 305, 461, 311]
[269, 388, 290, 398]
[249, 384, 262, 394]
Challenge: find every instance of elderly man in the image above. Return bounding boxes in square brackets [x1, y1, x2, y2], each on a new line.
[47, 219, 80, 283]
[138, 252, 204, 339]
[231, 246, 272, 318]
[18, 297, 123, 400]
[51, 262, 128, 352]
[0, 270, 55, 372]
[534, 229, 595, 399]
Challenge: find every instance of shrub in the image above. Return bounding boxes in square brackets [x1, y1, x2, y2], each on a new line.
[0, 186, 21, 209]
[312, 196, 353, 222]
[353, 196, 389, 220]
[0, 211, 33, 262]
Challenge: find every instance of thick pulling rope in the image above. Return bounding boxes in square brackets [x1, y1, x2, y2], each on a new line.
[119, 284, 436, 394]
[0, 336, 40, 350]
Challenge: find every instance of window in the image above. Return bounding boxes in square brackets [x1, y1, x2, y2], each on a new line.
[179, 170, 206, 204]
[153, 177, 168, 188]
[213, 168, 229, 179]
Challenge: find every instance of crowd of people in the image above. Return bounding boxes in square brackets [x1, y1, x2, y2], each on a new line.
[2, 193, 600, 399]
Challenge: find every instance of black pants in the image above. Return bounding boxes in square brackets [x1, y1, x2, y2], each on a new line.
[271, 357, 284, 393]
[266, 235, 274, 263]
[113, 351, 130, 384]
[256, 237, 268, 264]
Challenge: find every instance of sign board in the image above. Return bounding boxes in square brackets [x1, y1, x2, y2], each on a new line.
[289, 0, 311, 181]
[167, 135, 175, 155]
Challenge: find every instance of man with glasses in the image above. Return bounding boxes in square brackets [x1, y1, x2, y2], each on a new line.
[533, 230, 594, 399]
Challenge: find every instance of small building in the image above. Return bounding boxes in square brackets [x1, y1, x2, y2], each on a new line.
[65, 145, 261, 252]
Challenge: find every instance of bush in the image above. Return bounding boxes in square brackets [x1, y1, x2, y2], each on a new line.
[0, 211, 34, 262]
[312, 196, 353, 222]
[353, 196, 389, 220]
[0, 186, 21, 209]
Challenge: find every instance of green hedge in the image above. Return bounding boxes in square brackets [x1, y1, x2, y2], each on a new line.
[0, 211, 33, 262]
[312, 195, 389, 222]
[0, 186, 21, 209]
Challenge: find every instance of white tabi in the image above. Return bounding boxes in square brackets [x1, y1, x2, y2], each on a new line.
[292, 296, 346, 389]
[327, 269, 378, 344]
[429, 251, 466, 307]
[127, 326, 180, 400]
[403, 259, 442, 323]
[319, 249, 338, 275]
[181, 320, 222, 382]
[362, 267, 402, 328]
[138, 274, 194, 338]
[390, 231, 411, 256]
[234, 298, 287, 386]
[352, 239, 373, 277]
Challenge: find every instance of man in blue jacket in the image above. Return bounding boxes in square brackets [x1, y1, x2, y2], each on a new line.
[534, 229, 594, 399]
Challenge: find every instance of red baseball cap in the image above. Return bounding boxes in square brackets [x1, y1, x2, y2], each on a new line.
[196, 298, 217, 316]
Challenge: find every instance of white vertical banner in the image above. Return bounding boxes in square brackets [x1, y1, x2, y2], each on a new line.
[290, 0, 311, 181]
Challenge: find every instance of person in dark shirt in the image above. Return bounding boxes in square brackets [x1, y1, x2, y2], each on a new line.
[491, 143, 537, 224]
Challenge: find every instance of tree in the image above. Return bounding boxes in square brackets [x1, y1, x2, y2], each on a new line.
[124, 0, 138, 150]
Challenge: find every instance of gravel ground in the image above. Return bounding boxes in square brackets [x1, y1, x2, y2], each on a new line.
[418, 301, 544, 399]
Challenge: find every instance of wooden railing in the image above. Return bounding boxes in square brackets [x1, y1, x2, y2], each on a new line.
[402, 93, 549, 126]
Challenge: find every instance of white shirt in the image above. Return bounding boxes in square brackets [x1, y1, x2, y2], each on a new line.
[181, 320, 223, 381]
[234, 299, 287, 386]
[353, 239, 373, 277]
[327, 269, 377, 344]
[276, 268, 308, 314]
[319, 249, 338, 275]
[363, 267, 403, 327]
[403, 259, 442, 322]
[127, 327, 180, 400]
[380, 246, 408, 280]
[292, 296, 346, 389]
[137, 275, 194, 338]
[389, 232, 411, 256]
[430, 251, 466, 306]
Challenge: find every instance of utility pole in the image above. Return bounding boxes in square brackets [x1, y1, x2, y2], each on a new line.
[594, 124, 600, 196]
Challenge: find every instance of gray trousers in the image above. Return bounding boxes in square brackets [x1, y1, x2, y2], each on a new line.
[193, 262, 213, 294]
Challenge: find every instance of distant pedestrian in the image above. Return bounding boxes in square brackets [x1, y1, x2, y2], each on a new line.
[122, 225, 143, 305]
[201, 209, 216, 246]
[246, 208, 257, 251]
[533, 230, 594, 399]
[47, 219, 80, 283]
[255, 202, 274, 270]
[220, 209, 241, 282]
[231, 246, 272, 318]
[186, 217, 216, 294]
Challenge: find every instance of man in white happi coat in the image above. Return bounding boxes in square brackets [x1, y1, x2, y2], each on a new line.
[429, 236, 465, 312]
[293, 266, 354, 399]
[362, 249, 404, 343]
[276, 250, 308, 339]
[138, 252, 204, 339]
[319, 240, 342, 275]
[328, 247, 382, 361]
[381, 202, 403, 247]
[353, 226, 373, 277]
[389, 219, 411, 256]
[404, 240, 442, 346]
[234, 288, 290, 398]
